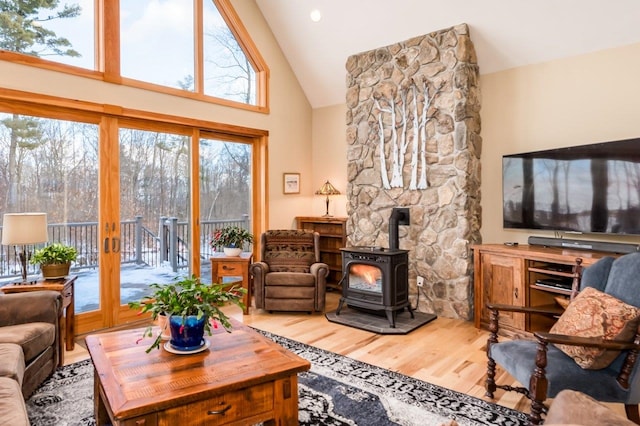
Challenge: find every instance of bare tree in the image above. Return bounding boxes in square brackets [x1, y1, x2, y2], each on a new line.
[204, 26, 255, 104]
[200, 140, 250, 220]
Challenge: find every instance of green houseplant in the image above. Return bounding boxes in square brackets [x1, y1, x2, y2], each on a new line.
[210, 226, 253, 256]
[128, 275, 246, 352]
[29, 243, 78, 279]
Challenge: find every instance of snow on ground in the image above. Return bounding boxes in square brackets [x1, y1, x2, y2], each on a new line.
[2, 261, 214, 314]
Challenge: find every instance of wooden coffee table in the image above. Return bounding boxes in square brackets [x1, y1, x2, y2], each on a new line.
[85, 320, 310, 426]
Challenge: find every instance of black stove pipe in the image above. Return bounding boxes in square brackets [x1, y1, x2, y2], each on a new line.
[389, 207, 410, 250]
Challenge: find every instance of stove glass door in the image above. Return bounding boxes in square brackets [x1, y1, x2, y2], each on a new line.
[348, 263, 382, 294]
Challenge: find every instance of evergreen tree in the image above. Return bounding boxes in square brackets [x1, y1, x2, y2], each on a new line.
[0, 0, 80, 56]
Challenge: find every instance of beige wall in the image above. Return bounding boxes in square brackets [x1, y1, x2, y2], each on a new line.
[481, 42, 640, 245]
[311, 42, 640, 246]
[310, 104, 348, 219]
[0, 0, 312, 230]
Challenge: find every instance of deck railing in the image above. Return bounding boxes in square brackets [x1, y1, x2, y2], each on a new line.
[0, 215, 250, 280]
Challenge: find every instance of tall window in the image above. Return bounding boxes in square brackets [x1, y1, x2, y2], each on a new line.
[0, 113, 100, 313]
[0, 0, 267, 109]
[119, 127, 192, 305]
[199, 138, 252, 282]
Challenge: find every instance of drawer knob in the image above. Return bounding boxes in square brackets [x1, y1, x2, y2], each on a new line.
[207, 403, 232, 415]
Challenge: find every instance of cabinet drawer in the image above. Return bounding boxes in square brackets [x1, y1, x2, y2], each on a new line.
[217, 263, 244, 276]
[120, 413, 157, 426]
[159, 382, 273, 425]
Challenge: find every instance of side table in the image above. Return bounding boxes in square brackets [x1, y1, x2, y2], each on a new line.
[210, 252, 253, 314]
[1, 276, 76, 366]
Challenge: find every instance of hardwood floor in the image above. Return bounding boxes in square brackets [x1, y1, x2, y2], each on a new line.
[66, 292, 530, 413]
[67, 292, 625, 419]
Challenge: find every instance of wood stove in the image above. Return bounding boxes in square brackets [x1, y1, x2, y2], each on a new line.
[336, 246, 413, 327]
[336, 207, 414, 328]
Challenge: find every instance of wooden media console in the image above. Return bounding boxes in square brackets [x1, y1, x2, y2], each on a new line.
[473, 244, 622, 336]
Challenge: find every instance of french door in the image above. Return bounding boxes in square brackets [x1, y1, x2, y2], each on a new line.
[0, 110, 261, 334]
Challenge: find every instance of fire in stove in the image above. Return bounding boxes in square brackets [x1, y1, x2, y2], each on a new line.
[349, 264, 382, 293]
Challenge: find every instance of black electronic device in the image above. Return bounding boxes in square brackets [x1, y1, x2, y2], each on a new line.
[503, 138, 640, 236]
[528, 236, 640, 254]
[535, 277, 573, 291]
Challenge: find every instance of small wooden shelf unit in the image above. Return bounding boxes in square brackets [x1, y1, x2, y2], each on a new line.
[473, 244, 621, 336]
[295, 216, 347, 289]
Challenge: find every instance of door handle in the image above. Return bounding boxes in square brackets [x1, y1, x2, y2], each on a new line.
[112, 237, 121, 253]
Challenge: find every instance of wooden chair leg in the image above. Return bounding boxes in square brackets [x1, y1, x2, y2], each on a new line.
[485, 308, 499, 398]
[528, 340, 550, 426]
[528, 400, 545, 425]
[625, 404, 640, 424]
[485, 357, 496, 398]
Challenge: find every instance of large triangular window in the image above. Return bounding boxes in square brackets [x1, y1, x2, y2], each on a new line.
[202, 1, 260, 105]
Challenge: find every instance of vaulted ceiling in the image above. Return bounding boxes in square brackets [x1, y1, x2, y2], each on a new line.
[255, 0, 640, 108]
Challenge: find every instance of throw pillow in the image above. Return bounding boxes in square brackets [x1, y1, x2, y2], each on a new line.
[550, 286, 640, 369]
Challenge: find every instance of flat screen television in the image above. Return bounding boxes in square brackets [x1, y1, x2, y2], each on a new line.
[502, 138, 640, 235]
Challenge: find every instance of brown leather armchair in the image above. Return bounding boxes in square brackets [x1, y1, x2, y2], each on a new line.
[250, 230, 329, 313]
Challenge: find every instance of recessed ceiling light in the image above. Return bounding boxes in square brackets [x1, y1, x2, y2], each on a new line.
[310, 9, 322, 22]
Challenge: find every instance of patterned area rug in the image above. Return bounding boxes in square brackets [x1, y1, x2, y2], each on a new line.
[26, 331, 528, 426]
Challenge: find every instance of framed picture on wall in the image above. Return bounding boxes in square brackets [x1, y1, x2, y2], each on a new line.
[283, 173, 300, 194]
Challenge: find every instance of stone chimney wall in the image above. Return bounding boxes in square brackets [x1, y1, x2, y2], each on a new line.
[345, 23, 481, 320]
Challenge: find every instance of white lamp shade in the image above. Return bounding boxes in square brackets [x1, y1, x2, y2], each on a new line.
[1, 213, 49, 245]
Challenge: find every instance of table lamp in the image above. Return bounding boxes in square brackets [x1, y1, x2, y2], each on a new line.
[1, 213, 48, 283]
[315, 180, 341, 217]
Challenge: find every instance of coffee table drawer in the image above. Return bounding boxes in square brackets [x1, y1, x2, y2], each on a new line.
[120, 413, 157, 426]
[159, 381, 273, 425]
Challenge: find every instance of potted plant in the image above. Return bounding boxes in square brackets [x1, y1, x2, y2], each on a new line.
[128, 275, 246, 353]
[210, 226, 254, 256]
[29, 243, 78, 279]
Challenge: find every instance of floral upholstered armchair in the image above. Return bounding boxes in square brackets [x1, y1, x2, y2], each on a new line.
[250, 229, 329, 313]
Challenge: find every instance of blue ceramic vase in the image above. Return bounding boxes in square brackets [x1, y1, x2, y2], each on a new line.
[168, 315, 206, 351]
